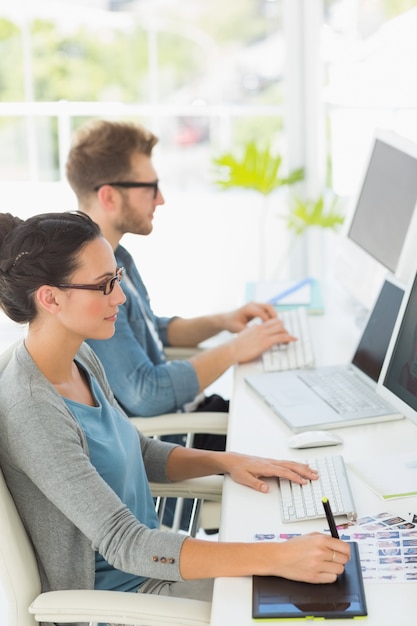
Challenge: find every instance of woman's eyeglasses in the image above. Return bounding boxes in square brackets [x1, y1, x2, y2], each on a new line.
[56, 267, 124, 296]
[94, 180, 159, 199]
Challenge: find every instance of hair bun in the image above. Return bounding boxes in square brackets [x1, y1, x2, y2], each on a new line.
[0, 257, 14, 273]
[0, 213, 23, 247]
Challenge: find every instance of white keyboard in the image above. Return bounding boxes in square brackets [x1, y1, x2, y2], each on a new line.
[298, 369, 388, 414]
[279, 455, 357, 523]
[262, 307, 314, 372]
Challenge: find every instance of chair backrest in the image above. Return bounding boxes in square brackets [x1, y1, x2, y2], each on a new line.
[0, 467, 41, 626]
[0, 341, 40, 626]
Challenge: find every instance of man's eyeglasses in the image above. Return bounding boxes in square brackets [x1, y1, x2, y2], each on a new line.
[94, 180, 159, 199]
[56, 267, 124, 296]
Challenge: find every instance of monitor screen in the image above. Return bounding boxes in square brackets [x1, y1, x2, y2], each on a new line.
[335, 129, 417, 310]
[347, 134, 417, 274]
[352, 278, 404, 382]
[379, 266, 417, 425]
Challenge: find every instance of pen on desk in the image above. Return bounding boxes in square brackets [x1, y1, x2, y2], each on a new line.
[322, 497, 340, 539]
[267, 277, 311, 305]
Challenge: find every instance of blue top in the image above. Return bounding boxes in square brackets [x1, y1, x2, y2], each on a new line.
[86, 245, 199, 417]
[64, 364, 159, 592]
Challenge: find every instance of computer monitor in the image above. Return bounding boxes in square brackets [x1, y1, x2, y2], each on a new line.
[378, 260, 417, 432]
[334, 129, 417, 310]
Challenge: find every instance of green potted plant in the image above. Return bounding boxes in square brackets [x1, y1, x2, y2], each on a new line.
[285, 194, 344, 236]
[278, 192, 345, 278]
[212, 140, 304, 195]
[212, 140, 344, 279]
[212, 140, 304, 279]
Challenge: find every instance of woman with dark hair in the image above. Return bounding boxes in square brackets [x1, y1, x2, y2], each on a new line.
[0, 211, 350, 618]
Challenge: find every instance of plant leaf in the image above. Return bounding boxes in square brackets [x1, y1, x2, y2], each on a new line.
[212, 141, 304, 195]
[286, 195, 345, 236]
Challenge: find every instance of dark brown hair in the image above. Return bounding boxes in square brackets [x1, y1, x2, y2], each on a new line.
[0, 211, 101, 323]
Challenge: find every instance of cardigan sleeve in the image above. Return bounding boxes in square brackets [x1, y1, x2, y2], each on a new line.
[0, 345, 188, 585]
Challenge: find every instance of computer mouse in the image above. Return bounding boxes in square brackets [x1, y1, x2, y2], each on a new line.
[287, 430, 343, 449]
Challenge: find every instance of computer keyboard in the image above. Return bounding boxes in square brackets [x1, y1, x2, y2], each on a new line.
[298, 369, 389, 414]
[279, 455, 357, 523]
[262, 307, 314, 372]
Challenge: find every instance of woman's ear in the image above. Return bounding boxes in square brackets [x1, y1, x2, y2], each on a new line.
[35, 285, 61, 315]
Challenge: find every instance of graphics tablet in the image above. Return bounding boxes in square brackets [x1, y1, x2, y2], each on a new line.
[252, 542, 367, 620]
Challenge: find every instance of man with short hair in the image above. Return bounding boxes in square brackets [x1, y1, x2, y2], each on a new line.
[66, 119, 293, 427]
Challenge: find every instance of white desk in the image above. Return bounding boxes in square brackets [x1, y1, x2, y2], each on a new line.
[210, 282, 417, 625]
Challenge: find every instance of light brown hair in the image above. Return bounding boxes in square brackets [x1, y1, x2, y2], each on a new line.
[66, 119, 159, 202]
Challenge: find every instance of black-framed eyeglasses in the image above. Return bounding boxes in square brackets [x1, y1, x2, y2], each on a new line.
[94, 180, 159, 198]
[56, 267, 124, 296]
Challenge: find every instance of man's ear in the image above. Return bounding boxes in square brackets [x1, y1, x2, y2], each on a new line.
[97, 184, 120, 211]
[35, 285, 61, 315]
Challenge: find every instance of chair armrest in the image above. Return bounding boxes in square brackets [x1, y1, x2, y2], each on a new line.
[130, 412, 228, 438]
[149, 475, 223, 501]
[164, 346, 204, 361]
[29, 589, 210, 625]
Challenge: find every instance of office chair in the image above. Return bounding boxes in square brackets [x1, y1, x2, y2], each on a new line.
[131, 413, 226, 535]
[0, 463, 213, 626]
[164, 346, 204, 361]
[161, 344, 228, 534]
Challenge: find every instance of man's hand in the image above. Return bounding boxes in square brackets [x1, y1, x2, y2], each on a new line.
[228, 317, 296, 363]
[221, 301, 278, 333]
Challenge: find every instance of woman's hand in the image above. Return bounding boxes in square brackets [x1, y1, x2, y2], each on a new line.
[166, 446, 318, 486]
[218, 452, 318, 492]
[268, 533, 351, 583]
[180, 527, 350, 584]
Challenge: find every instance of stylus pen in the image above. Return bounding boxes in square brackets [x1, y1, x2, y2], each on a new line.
[322, 497, 340, 539]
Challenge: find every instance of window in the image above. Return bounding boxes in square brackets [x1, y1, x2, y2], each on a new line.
[0, 0, 285, 188]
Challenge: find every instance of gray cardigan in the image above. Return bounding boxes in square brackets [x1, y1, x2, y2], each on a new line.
[0, 342, 186, 609]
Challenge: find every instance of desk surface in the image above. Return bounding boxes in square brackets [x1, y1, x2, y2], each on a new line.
[210, 282, 417, 625]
